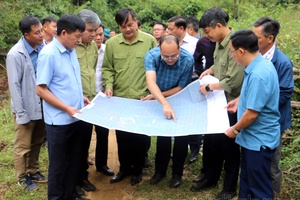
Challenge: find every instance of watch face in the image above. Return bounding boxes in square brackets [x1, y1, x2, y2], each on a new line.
[205, 85, 210, 92]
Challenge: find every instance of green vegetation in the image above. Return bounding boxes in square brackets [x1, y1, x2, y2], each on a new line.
[0, 0, 299, 199]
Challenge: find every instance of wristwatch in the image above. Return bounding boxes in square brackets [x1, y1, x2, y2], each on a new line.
[231, 126, 239, 135]
[205, 84, 213, 92]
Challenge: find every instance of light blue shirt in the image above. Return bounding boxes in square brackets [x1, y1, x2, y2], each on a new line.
[36, 38, 84, 125]
[22, 37, 43, 74]
[236, 55, 280, 151]
[144, 47, 193, 91]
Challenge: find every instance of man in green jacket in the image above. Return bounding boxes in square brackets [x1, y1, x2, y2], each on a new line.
[102, 8, 156, 186]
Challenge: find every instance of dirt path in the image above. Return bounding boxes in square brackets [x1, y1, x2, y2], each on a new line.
[83, 130, 136, 200]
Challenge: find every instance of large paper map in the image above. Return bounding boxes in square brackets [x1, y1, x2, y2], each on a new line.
[74, 76, 229, 136]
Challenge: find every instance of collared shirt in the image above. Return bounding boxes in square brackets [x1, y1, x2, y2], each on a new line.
[262, 43, 275, 61]
[210, 29, 244, 101]
[145, 47, 193, 91]
[102, 31, 156, 99]
[96, 44, 106, 93]
[22, 37, 44, 74]
[76, 41, 98, 99]
[180, 33, 198, 55]
[36, 37, 84, 125]
[236, 55, 280, 151]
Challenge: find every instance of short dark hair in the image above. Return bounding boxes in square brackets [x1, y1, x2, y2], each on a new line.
[168, 16, 187, 30]
[98, 24, 105, 30]
[41, 16, 57, 25]
[159, 35, 179, 48]
[19, 16, 41, 35]
[153, 21, 167, 30]
[199, 8, 228, 29]
[230, 29, 259, 53]
[57, 14, 85, 36]
[253, 16, 280, 41]
[185, 16, 199, 32]
[115, 8, 136, 26]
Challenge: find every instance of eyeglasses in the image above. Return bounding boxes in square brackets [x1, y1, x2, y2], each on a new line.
[161, 54, 179, 61]
[230, 48, 239, 53]
[153, 28, 165, 31]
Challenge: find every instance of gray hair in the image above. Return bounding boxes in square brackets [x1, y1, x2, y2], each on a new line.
[78, 9, 101, 27]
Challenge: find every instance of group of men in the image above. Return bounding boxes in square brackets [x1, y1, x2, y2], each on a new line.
[6, 6, 293, 200]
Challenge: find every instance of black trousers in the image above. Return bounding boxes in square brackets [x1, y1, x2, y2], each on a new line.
[46, 121, 85, 200]
[79, 122, 93, 181]
[155, 136, 188, 176]
[203, 112, 240, 192]
[188, 134, 203, 154]
[116, 130, 150, 176]
[95, 125, 109, 169]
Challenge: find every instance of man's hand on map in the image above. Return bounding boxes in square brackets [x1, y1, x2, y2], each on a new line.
[67, 106, 81, 118]
[199, 68, 213, 79]
[162, 102, 177, 121]
[83, 96, 90, 107]
[104, 89, 113, 97]
[225, 97, 240, 113]
[199, 84, 209, 95]
[140, 94, 155, 100]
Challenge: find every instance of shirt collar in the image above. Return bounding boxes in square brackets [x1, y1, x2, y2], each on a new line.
[22, 36, 43, 54]
[118, 31, 144, 44]
[53, 37, 74, 54]
[262, 44, 275, 61]
[218, 28, 233, 49]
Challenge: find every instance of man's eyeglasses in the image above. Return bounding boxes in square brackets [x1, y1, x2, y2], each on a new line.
[153, 28, 165, 31]
[161, 54, 179, 61]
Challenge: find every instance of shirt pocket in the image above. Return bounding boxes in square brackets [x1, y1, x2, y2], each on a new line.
[135, 53, 145, 68]
[113, 54, 127, 71]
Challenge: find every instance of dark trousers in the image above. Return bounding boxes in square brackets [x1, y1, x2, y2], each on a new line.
[188, 134, 203, 154]
[95, 125, 109, 169]
[155, 136, 188, 176]
[79, 122, 93, 181]
[239, 147, 275, 199]
[201, 134, 213, 174]
[46, 121, 85, 200]
[116, 130, 150, 176]
[203, 112, 240, 192]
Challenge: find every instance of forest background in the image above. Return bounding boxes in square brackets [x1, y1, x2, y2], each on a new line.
[0, 0, 299, 199]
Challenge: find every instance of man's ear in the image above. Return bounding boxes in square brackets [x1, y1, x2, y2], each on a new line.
[267, 35, 274, 44]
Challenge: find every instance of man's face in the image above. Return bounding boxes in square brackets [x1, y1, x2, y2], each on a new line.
[81, 23, 98, 44]
[160, 41, 180, 66]
[43, 21, 57, 37]
[24, 23, 44, 48]
[252, 26, 272, 55]
[63, 30, 83, 49]
[152, 24, 166, 40]
[118, 15, 138, 41]
[229, 41, 242, 66]
[202, 24, 222, 42]
[110, 31, 116, 37]
[167, 22, 182, 38]
[94, 27, 104, 49]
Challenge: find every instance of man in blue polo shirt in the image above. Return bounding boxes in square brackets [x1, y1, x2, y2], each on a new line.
[36, 14, 90, 200]
[225, 30, 280, 199]
[143, 34, 193, 188]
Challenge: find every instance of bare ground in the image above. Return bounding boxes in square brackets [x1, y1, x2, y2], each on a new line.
[83, 130, 137, 200]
